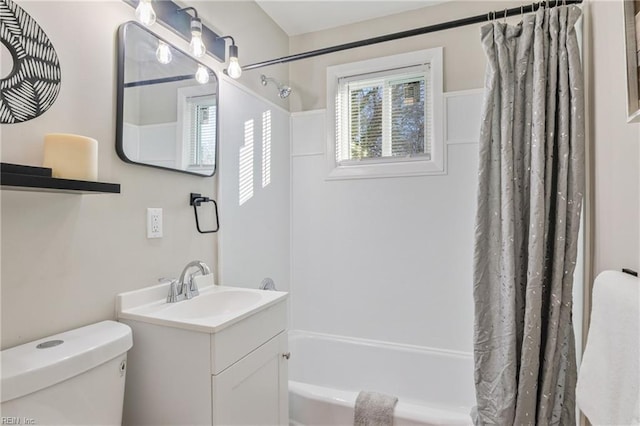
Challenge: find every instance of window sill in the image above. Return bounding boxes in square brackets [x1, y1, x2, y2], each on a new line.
[326, 158, 445, 180]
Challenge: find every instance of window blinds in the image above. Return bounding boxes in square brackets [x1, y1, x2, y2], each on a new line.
[337, 65, 431, 163]
[189, 101, 216, 167]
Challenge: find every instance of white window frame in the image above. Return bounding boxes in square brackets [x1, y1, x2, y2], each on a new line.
[176, 85, 217, 173]
[186, 97, 217, 168]
[326, 47, 444, 180]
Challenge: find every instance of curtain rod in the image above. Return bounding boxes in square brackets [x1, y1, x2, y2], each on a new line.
[242, 0, 583, 71]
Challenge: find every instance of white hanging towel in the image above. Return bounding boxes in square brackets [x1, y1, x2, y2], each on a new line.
[576, 270, 640, 425]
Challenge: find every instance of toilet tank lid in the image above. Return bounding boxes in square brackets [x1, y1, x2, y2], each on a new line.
[1, 320, 133, 403]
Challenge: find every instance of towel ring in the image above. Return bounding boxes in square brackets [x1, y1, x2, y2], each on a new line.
[189, 192, 219, 234]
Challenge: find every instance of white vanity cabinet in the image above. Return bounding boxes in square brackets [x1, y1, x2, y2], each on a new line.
[118, 285, 289, 426]
[213, 332, 288, 425]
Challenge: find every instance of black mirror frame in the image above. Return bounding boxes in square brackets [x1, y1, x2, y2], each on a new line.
[115, 21, 219, 177]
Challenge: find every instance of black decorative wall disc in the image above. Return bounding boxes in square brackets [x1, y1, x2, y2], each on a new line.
[0, 0, 61, 124]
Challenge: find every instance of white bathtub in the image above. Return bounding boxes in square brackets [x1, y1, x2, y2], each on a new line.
[288, 331, 475, 426]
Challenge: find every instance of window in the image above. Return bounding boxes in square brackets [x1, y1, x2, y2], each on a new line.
[327, 48, 443, 179]
[187, 96, 216, 168]
[177, 86, 217, 173]
[338, 66, 430, 162]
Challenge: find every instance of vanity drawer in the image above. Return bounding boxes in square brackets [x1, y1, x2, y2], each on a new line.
[210, 299, 287, 374]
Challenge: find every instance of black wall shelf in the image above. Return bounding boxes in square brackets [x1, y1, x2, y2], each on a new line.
[1, 163, 120, 194]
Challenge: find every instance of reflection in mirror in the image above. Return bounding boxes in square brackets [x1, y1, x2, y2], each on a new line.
[116, 21, 218, 176]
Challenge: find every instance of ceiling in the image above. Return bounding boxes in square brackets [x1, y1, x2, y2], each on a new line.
[255, 1, 445, 36]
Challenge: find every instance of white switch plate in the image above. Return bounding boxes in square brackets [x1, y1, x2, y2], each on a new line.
[147, 208, 163, 238]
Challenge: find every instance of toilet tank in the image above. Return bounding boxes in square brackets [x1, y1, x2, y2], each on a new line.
[1, 321, 133, 426]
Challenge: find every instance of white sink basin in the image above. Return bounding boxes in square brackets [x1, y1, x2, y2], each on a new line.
[116, 276, 288, 333]
[157, 289, 263, 320]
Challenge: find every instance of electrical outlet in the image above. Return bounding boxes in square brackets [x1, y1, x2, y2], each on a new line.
[147, 208, 163, 238]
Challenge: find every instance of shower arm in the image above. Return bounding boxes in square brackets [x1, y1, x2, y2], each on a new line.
[261, 75, 285, 91]
[260, 74, 292, 99]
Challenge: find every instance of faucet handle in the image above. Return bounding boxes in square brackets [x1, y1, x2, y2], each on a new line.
[187, 271, 201, 296]
[166, 280, 179, 303]
[181, 277, 194, 300]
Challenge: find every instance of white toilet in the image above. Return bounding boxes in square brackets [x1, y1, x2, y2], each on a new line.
[1, 320, 133, 425]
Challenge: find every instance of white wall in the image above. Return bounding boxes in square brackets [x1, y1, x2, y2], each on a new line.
[138, 123, 178, 169]
[217, 81, 291, 293]
[0, 0, 288, 349]
[287, 2, 502, 354]
[589, 0, 640, 275]
[291, 91, 482, 353]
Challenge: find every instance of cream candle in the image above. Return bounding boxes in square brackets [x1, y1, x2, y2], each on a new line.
[43, 133, 98, 181]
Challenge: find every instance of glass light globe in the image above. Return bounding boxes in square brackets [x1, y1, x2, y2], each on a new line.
[156, 42, 172, 64]
[135, 0, 156, 26]
[195, 65, 210, 84]
[227, 57, 242, 79]
[189, 19, 206, 58]
[190, 35, 206, 58]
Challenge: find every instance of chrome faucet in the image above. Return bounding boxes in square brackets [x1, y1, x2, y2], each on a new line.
[179, 260, 211, 299]
[166, 260, 211, 303]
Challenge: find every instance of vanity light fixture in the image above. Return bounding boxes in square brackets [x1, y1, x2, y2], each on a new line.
[177, 7, 206, 58]
[217, 36, 242, 79]
[195, 65, 210, 84]
[156, 41, 172, 64]
[123, 0, 226, 63]
[135, 0, 156, 26]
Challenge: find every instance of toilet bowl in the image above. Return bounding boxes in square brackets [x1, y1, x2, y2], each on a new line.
[1, 320, 133, 425]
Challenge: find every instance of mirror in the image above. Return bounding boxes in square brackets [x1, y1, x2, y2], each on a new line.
[116, 21, 218, 176]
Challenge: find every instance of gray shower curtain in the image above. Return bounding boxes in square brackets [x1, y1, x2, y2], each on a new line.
[472, 5, 584, 426]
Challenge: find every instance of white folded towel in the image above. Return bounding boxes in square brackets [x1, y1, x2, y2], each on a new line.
[354, 391, 398, 426]
[576, 270, 640, 425]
